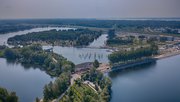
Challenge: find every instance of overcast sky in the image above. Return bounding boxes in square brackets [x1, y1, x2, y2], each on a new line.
[0, 0, 180, 19]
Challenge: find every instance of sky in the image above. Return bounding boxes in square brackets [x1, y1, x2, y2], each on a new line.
[0, 0, 180, 19]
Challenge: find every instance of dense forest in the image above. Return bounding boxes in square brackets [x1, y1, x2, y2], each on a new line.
[0, 44, 75, 76]
[1, 19, 180, 28]
[0, 19, 180, 34]
[0, 24, 35, 34]
[108, 44, 158, 64]
[7, 29, 102, 46]
[0, 87, 18, 102]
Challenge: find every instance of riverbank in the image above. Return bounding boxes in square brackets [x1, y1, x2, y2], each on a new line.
[154, 50, 180, 60]
[96, 49, 180, 74]
[109, 53, 180, 102]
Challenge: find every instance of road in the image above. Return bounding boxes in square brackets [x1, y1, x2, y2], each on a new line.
[55, 74, 81, 102]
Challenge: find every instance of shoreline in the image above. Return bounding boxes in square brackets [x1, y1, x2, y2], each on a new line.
[97, 50, 180, 73]
[154, 50, 180, 60]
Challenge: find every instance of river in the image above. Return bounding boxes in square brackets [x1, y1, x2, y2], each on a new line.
[0, 27, 180, 102]
[109, 55, 180, 102]
[0, 58, 53, 102]
[0, 27, 110, 102]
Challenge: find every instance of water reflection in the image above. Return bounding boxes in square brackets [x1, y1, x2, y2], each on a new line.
[43, 46, 111, 65]
[0, 28, 110, 102]
[0, 58, 53, 102]
[108, 63, 156, 78]
[109, 55, 180, 102]
[78, 52, 104, 60]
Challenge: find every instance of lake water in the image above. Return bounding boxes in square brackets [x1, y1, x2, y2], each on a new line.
[0, 27, 180, 102]
[43, 46, 111, 65]
[0, 27, 110, 102]
[88, 34, 108, 48]
[0, 58, 53, 102]
[109, 55, 180, 102]
[43, 34, 110, 65]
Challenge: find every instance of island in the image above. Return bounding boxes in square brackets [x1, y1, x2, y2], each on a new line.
[7, 29, 102, 47]
[0, 45, 112, 102]
[0, 19, 180, 102]
[0, 44, 75, 76]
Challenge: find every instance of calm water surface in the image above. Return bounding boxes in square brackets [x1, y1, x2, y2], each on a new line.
[0, 27, 75, 102]
[88, 34, 108, 47]
[1, 27, 180, 102]
[43, 46, 111, 65]
[43, 34, 111, 65]
[109, 55, 180, 102]
[0, 28, 110, 102]
[0, 58, 53, 102]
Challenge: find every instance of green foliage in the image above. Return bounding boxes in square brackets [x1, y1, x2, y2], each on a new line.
[81, 69, 112, 102]
[0, 87, 18, 102]
[3, 45, 74, 76]
[8, 29, 102, 46]
[108, 45, 158, 64]
[93, 59, 99, 68]
[4, 48, 19, 60]
[107, 37, 134, 45]
[43, 72, 70, 101]
[108, 29, 115, 39]
[61, 84, 99, 102]
[75, 78, 81, 87]
[60, 68, 112, 102]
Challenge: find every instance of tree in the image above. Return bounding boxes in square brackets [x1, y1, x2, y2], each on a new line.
[43, 72, 70, 101]
[43, 85, 50, 101]
[108, 29, 115, 39]
[75, 78, 81, 86]
[36, 97, 40, 102]
[4, 48, 18, 60]
[93, 59, 99, 68]
[6, 92, 18, 102]
[0, 87, 18, 102]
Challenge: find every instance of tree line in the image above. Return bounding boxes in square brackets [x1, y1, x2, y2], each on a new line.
[1, 44, 75, 76]
[8, 29, 102, 46]
[43, 72, 71, 101]
[108, 44, 158, 64]
[1, 19, 180, 29]
[0, 87, 18, 102]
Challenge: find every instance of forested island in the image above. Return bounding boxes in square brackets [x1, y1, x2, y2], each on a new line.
[0, 44, 75, 76]
[7, 29, 102, 46]
[0, 45, 112, 102]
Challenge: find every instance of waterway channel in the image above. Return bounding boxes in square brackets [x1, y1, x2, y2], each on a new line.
[0, 27, 180, 102]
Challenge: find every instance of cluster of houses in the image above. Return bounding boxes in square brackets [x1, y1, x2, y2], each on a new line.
[149, 27, 180, 34]
[118, 32, 179, 42]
